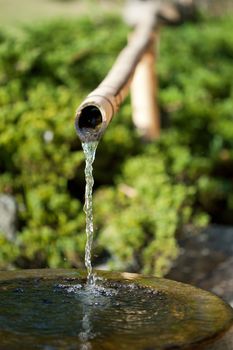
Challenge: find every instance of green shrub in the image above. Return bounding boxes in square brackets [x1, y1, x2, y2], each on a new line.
[0, 16, 130, 269]
[158, 16, 233, 221]
[95, 154, 192, 276]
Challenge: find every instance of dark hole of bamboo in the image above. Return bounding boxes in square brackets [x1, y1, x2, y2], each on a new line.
[78, 106, 102, 130]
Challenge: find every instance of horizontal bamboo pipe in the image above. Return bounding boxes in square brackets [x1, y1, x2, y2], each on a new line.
[75, 5, 159, 142]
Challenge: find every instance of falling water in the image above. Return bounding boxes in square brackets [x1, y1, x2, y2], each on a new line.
[82, 141, 98, 285]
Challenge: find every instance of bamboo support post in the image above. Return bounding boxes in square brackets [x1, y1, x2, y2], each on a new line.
[75, 2, 160, 142]
[130, 32, 160, 140]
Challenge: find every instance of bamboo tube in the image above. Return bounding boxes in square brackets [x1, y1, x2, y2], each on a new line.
[130, 32, 160, 140]
[75, 3, 159, 142]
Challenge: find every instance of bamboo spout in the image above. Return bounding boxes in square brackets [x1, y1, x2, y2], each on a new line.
[75, 3, 159, 142]
[75, 93, 115, 142]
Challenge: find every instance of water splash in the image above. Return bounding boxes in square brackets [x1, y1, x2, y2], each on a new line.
[82, 141, 98, 285]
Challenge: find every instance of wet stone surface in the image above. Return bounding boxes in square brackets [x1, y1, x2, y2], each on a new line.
[0, 194, 17, 240]
[167, 225, 233, 306]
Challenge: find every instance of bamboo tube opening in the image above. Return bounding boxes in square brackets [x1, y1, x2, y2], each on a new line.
[75, 93, 115, 142]
[75, 104, 104, 142]
[78, 106, 102, 131]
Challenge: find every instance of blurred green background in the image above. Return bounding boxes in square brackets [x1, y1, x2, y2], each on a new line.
[0, 0, 233, 277]
[0, 0, 123, 26]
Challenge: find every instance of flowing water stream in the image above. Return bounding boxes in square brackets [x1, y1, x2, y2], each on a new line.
[82, 141, 99, 285]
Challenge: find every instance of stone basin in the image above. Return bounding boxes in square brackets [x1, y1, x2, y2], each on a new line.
[0, 269, 232, 350]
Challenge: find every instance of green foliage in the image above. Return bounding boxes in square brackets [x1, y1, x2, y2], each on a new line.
[0, 233, 19, 269]
[158, 16, 233, 223]
[0, 14, 233, 275]
[95, 154, 192, 276]
[94, 139, 209, 276]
